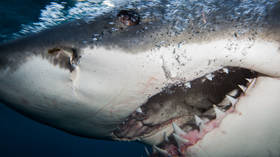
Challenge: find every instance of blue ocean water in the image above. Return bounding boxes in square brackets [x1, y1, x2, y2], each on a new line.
[0, 1, 149, 156]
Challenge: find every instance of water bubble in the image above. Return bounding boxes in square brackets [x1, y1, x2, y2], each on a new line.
[112, 28, 118, 32]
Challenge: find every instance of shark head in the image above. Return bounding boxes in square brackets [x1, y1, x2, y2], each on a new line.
[0, 0, 280, 156]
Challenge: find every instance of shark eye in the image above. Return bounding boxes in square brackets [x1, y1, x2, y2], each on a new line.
[117, 10, 140, 27]
[113, 67, 260, 155]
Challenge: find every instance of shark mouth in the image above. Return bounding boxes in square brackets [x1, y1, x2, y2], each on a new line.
[113, 66, 261, 156]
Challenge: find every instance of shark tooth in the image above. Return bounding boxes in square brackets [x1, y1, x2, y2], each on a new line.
[226, 95, 238, 105]
[205, 73, 214, 81]
[194, 115, 204, 130]
[185, 82, 191, 88]
[173, 133, 189, 147]
[136, 107, 143, 113]
[238, 84, 247, 92]
[228, 89, 239, 97]
[144, 146, 150, 156]
[222, 68, 229, 74]
[164, 132, 169, 142]
[246, 78, 256, 85]
[153, 145, 169, 156]
[172, 122, 187, 136]
[246, 78, 253, 83]
[213, 105, 225, 118]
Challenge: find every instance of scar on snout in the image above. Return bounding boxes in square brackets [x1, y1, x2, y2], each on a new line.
[48, 47, 81, 90]
[48, 48, 61, 54]
[48, 47, 81, 72]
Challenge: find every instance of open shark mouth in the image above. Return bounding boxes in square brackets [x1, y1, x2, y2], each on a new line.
[113, 66, 261, 156]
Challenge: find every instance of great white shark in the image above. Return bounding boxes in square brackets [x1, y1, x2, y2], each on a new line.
[0, 0, 280, 156]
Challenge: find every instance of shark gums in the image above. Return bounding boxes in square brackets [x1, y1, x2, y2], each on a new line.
[0, 0, 280, 157]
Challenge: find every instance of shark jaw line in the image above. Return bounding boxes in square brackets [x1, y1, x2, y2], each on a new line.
[112, 66, 261, 154]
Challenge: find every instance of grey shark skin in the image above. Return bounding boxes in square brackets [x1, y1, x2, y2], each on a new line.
[1, 0, 280, 156]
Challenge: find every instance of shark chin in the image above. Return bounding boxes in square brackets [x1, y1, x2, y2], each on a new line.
[0, 0, 280, 157]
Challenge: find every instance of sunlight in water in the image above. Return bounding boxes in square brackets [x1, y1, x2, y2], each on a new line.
[12, 0, 140, 40]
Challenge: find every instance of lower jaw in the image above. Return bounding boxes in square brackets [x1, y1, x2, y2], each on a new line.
[115, 76, 280, 157]
[186, 76, 280, 157]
